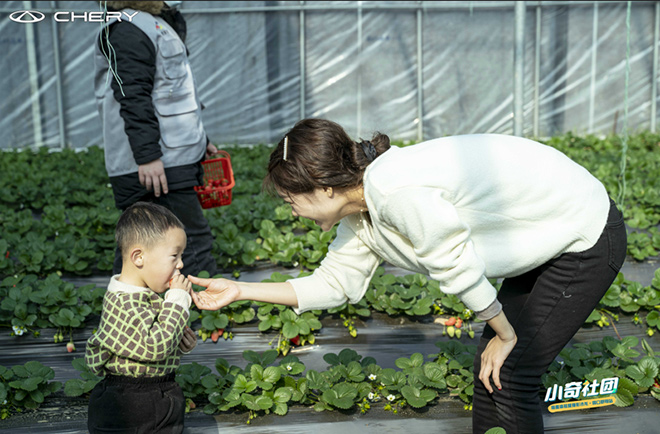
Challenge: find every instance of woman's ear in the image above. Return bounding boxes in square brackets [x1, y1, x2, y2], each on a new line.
[130, 247, 144, 267]
[323, 187, 335, 198]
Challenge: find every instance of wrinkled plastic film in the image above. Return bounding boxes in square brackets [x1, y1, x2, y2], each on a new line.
[0, 1, 658, 150]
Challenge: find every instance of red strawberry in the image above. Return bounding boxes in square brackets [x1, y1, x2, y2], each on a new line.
[455, 318, 463, 329]
[4, 251, 8, 259]
[211, 330, 220, 343]
[66, 342, 75, 353]
[290, 335, 301, 346]
[445, 317, 456, 326]
[221, 179, 229, 186]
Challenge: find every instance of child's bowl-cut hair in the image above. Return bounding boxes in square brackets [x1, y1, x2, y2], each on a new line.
[115, 202, 184, 257]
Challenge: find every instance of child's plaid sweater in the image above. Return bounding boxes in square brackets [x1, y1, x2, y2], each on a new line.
[85, 276, 191, 377]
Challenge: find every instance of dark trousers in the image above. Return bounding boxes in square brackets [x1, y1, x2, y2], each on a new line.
[472, 198, 627, 434]
[113, 187, 217, 277]
[88, 374, 185, 434]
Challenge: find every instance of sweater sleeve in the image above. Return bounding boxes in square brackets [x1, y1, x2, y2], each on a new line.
[104, 21, 162, 165]
[378, 186, 498, 313]
[289, 222, 381, 314]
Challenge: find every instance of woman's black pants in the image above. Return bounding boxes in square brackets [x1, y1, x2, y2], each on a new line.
[472, 199, 627, 434]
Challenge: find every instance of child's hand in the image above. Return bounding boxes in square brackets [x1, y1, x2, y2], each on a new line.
[179, 326, 197, 354]
[169, 274, 192, 291]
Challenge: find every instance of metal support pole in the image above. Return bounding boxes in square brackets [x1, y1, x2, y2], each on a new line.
[588, 2, 599, 133]
[24, 0, 43, 148]
[50, 1, 66, 148]
[357, 2, 363, 139]
[416, 2, 424, 141]
[299, 1, 306, 120]
[652, 1, 659, 133]
[533, 2, 541, 138]
[513, 1, 526, 136]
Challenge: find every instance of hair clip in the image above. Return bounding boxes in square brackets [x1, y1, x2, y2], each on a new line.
[283, 136, 289, 161]
[360, 140, 378, 162]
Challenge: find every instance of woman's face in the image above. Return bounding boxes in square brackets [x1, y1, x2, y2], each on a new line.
[281, 188, 343, 232]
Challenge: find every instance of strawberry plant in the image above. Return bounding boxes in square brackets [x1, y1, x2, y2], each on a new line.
[430, 340, 477, 408]
[62, 358, 102, 398]
[0, 361, 62, 418]
[326, 298, 371, 338]
[198, 310, 230, 342]
[0, 273, 103, 345]
[543, 336, 660, 408]
[200, 349, 296, 423]
[586, 271, 660, 337]
[256, 305, 322, 355]
[175, 362, 213, 412]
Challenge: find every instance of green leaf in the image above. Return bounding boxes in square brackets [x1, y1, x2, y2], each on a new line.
[322, 383, 358, 409]
[647, 311, 660, 328]
[273, 402, 288, 416]
[273, 387, 293, 403]
[306, 370, 327, 390]
[613, 388, 635, 407]
[282, 321, 300, 339]
[323, 353, 341, 367]
[625, 357, 658, 388]
[29, 389, 44, 403]
[611, 343, 640, 362]
[344, 361, 365, 383]
[484, 428, 507, 434]
[401, 385, 436, 408]
[234, 374, 257, 394]
[262, 366, 282, 385]
[641, 338, 655, 357]
[11, 376, 41, 392]
[255, 394, 274, 410]
[63, 379, 85, 397]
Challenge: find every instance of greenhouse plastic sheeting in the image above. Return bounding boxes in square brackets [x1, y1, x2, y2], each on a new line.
[0, 1, 658, 150]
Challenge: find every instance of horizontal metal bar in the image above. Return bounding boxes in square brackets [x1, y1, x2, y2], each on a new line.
[0, 1, 653, 15]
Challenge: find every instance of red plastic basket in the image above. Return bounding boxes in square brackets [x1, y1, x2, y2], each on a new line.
[194, 150, 235, 209]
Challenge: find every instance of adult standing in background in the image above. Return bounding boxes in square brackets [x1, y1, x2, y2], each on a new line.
[188, 118, 627, 434]
[94, 1, 217, 276]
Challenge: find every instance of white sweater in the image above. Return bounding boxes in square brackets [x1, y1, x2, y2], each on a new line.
[289, 134, 610, 317]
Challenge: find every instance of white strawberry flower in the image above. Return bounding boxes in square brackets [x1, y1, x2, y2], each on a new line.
[387, 394, 395, 402]
[368, 374, 377, 381]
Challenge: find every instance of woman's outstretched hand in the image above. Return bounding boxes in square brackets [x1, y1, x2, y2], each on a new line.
[187, 275, 240, 310]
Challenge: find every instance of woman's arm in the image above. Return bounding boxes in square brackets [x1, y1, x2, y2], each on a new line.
[189, 221, 381, 313]
[478, 311, 518, 394]
[187, 275, 299, 310]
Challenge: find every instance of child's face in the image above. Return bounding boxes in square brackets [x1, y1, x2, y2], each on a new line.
[140, 227, 187, 293]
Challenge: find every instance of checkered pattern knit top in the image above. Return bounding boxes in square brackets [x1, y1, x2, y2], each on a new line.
[85, 275, 191, 378]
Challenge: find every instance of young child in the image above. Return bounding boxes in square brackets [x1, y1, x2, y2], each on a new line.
[85, 201, 198, 434]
